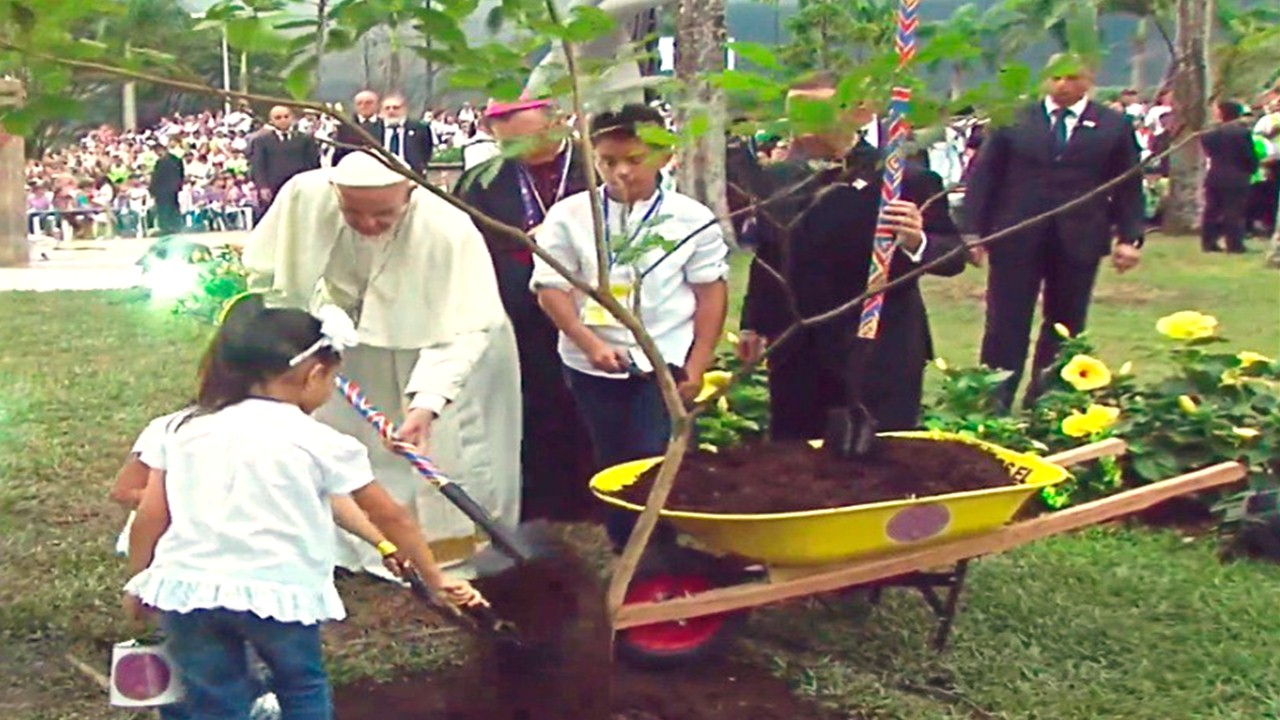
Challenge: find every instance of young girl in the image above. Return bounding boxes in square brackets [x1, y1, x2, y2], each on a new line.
[124, 296, 479, 719]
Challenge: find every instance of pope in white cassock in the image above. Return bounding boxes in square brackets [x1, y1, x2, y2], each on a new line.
[243, 151, 522, 578]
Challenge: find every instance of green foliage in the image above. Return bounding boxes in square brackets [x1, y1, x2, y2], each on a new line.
[924, 316, 1280, 519]
[694, 340, 770, 451]
[169, 245, 250, 324]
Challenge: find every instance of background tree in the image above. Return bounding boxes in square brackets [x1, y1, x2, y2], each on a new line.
[1162, 0, 1210, 234]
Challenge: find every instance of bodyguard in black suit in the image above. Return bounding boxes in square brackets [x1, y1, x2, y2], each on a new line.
[332, 90, 384, 165]
[148, 142, 185, 234]
[737, 75, 966, 438]
[964, 56, 1144, 410]
[248, 106, 321, 222]
[1201, 101, 1259, 253]
[380, 94, 433, 175]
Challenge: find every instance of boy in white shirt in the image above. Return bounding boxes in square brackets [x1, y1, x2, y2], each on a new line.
[531, 104, 729, 546]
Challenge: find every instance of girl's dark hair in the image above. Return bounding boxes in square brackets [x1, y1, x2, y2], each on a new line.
[184, 294, 339, 424]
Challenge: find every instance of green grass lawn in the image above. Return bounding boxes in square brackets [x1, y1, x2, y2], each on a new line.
[0, 236, 1278, 718]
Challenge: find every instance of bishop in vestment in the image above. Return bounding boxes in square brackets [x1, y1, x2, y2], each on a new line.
[243, 151, 522, 578]
[453, 100, 596, 522]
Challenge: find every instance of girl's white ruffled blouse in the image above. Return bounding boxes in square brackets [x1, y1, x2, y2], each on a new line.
[125, 399, 374, 625]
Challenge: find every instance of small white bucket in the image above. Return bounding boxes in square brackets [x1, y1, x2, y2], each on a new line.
[109, 639, 185, 708]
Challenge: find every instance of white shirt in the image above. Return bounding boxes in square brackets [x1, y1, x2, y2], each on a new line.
[531, 188, 730, 379]
[123, 399, 374, 625]
[1043, 96, 1090, 142]
[114, 411, 186, 555]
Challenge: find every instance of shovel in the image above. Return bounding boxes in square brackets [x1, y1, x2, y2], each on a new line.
[822, 333, 879, 460]
[335, 374, 545, 564]
[334, 375, 565, 647]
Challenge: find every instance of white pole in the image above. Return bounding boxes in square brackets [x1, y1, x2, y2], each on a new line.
[221, 26, 232, 114]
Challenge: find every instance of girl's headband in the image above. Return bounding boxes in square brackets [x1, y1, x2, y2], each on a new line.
[289, 305, 359, 367]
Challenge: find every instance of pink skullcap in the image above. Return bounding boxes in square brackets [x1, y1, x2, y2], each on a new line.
[484, 95, 553, 119]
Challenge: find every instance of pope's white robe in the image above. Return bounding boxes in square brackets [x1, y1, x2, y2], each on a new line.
[243, 168, 521, 578]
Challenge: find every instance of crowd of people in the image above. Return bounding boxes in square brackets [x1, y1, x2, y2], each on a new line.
[21, 96, 515, 249]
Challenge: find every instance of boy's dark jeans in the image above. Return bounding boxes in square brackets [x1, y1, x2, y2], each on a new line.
[564, 367, 678, 549]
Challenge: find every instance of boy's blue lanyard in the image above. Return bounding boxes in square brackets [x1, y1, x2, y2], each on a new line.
[601, 188, 664, 269]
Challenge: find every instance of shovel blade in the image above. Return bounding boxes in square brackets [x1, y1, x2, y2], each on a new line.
[823, 406, 878, 459]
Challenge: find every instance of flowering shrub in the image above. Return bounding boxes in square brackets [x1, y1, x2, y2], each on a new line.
[926, 312, 1280, 521]
[168, 244, 250, 324]
[694, 334, 770, 451]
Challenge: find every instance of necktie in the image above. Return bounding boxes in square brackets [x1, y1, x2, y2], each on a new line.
[389, 126, 402, 157]
[1052, 108, 1073, 155]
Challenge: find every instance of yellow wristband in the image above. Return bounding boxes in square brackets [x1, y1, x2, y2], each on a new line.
[376, 540, 398, 557]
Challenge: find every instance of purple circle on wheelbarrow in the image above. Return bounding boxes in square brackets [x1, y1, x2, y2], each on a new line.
[114, 652, 173, 701]
[885, 503, 952, 544]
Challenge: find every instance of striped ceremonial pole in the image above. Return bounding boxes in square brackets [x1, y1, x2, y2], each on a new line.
[857, 0, 919, 340]
[334, 374, 450, 483]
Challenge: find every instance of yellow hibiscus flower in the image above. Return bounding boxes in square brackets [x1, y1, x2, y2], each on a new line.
[1061, 354, 1113, 391]
[1220, 369, 1243, 387]
[1061, 404, 1121, 438]
[1177, 395, 1198, 414]
[934, 357, 949, 371]
[696, 370, 734, 402]
[1237, 351, 1274, 368]
[1156, 311, 1218, 340]
[1232, 427, 1261, 440]
[1053, 323, 1072, 338]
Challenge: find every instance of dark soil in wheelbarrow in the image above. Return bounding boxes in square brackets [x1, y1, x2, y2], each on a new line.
[617, 438, 1012, 514]
[332, 657, 846, 719]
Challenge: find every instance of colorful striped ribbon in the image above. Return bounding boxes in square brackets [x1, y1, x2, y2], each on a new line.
[857, 0, 919, 340]
[334, 374, 450, 484]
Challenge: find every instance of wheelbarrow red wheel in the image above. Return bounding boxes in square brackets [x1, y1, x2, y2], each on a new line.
[616, 551, 747, 670]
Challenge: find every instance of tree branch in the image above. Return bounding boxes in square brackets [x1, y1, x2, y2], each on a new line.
[689, 122, 1214, 412]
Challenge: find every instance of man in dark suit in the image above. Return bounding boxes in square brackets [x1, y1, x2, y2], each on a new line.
[453, 99, 595, 522]
[380, 93, 433, 175]
[1201, 100, 1259, 253]
[964, 54, 1144, 410]
[148, 140, 184, 235]
[332, 90, 383, 165]
[736, 74, 967, 438]
[248, 105, 320, 222]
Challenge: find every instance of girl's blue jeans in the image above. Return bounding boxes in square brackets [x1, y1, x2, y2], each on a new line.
[160, 608, 330, 720]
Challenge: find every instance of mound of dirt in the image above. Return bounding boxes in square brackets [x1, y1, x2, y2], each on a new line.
[615, 438, 1013, 515]
[333, 658, 845, 720]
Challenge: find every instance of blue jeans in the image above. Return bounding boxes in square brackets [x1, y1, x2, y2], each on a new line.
[564, 367, 677, 549]
[161, 609, 330, 720]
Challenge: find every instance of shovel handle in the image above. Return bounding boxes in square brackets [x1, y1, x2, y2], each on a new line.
[437, 482, 534, 563]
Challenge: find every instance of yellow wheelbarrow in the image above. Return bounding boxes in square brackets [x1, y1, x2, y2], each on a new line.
[591, 433, 1245, 668]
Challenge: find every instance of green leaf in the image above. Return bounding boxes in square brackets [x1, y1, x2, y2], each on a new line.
[563, 5, 615, 43]
[413, 6, 466, 47]
[284, 62, 315, 101]
[635, 123, 678, 148]
[224, 16, 286, 55]
[727, 41, 782, 71]
[485, 76, 524, 102]
[10, 1, 36, 33]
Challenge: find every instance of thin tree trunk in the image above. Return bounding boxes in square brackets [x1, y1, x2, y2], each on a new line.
[362, 36, 373, 88]
[0, 79, 27, 267]
[1130, 21, 1146, 90]
[675, 0, 733, 244]
[315, 0, 328, 89]
[950, 64, 964, 101]
[1163, 0, 1210, 235]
